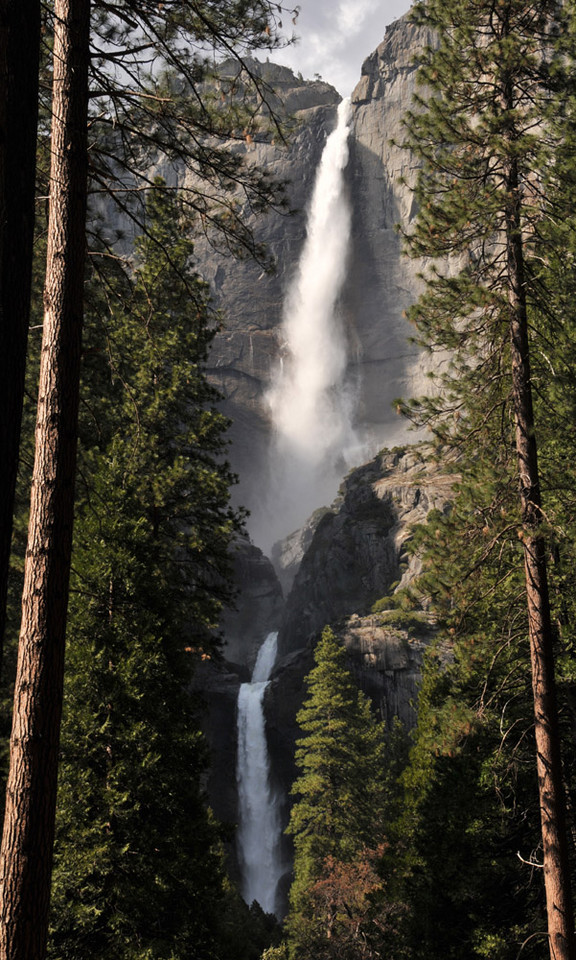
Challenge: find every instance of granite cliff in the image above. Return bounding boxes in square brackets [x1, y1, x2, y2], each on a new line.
[276, 447, 452, 658]
[184, 16, 439, 541]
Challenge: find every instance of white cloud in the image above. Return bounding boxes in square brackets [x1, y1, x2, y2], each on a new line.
[336, 0, 381, 36]
[274, 0, 413, 94]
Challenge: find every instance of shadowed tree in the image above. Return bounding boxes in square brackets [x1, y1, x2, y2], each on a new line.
[285, 627, 387, 959]
[0, 0, 90, 957]
[0, 0, 41, 666]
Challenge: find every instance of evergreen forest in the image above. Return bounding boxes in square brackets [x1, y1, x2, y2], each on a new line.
[2, 1, 576, 960]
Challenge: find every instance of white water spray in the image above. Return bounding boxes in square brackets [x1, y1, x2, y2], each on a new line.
[236, 632, 283, 915]
[262, 98, 361, 549]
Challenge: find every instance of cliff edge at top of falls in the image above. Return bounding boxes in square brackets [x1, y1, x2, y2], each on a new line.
[352, 15, 437, 106]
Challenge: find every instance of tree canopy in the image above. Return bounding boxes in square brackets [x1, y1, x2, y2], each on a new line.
[387, 1, 576, 957]
[285, 627, 391, 959]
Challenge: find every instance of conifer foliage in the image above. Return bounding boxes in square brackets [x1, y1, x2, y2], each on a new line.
[397, 1, 576, 957]
[285, 627, 392, 959]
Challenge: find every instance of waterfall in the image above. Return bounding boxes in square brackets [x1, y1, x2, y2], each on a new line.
[260, 97, 362, 551]
[236, 632, 282, 915]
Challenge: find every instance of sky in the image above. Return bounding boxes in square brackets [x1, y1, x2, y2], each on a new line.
[273, 0, 413, 96]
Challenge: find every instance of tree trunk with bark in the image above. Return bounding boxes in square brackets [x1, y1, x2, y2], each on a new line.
[0, 0, 41, 664]
[0, 0, 90, 956]
[506, 156, 576, 960]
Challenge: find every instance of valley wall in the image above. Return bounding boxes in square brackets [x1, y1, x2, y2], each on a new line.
[187, 17, 438, 542]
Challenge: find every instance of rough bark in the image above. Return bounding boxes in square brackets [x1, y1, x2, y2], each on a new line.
[0, 0, 41, 663]
[0, 0, 90, 957]
[506, 156, 576, 960]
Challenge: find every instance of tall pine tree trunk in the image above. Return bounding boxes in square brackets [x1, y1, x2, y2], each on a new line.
[0, 0, 89, 956]
[506, 156, 576, 960]
[0, 0, 40, 665]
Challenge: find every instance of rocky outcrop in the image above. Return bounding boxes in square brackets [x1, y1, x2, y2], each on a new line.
[259, 445, 452, 860]
[277, 446, 453, 657]
[340, 613, 432, 729]
[270, 506, 330, 596]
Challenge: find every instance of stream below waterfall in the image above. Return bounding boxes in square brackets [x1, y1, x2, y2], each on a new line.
[236, 632, 283, 916]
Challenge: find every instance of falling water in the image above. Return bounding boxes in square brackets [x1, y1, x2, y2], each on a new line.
[262, 97, 361, 550]
[236, 632, 283, 915]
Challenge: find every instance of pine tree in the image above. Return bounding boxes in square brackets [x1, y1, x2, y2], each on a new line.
[285, 627, 388, 959]
[0, 0, 41, 662]
[0, 3, 90, 956]
[394, 2, 576, 957]
[391, 516, 549, 959]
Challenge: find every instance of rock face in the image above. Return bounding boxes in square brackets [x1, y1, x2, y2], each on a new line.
[182, 17, 438, 537]
[277, 446, 453, 657]
[221, 536, 284, 670]
[346, 18, 439, 442]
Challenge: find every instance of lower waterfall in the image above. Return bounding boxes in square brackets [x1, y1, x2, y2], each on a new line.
[236, 632, 282, 915]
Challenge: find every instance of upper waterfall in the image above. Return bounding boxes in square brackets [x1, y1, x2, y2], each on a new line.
[262, 98, 361, 550]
